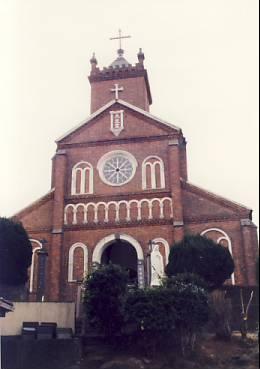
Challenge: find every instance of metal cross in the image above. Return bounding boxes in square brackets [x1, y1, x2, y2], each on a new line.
[110, 83, 124, 100]
[110, 29, 131, 50]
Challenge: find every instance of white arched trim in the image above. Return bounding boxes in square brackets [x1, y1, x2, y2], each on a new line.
[68, 242, 88, 282]
[142, 155, 166, 190]
[64, 197, 173, 225]
[92, 234, 144, 264]
[200, 228, 235, 285]
[29, 239, 43, 293]
[71, 161, 94, 195]
[152, 238, 170, 264]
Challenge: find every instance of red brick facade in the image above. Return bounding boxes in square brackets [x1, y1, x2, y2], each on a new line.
[14, 50, 259, 302]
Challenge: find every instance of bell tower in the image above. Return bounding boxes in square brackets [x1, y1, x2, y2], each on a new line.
[88, 30, 152, 113]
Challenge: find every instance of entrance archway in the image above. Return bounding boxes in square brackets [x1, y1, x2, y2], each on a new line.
[93, 234, 145, 288]
[101, 240, 138, 285]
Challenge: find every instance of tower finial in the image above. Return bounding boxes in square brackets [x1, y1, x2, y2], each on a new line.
[138, 48, 145, 64]
[90, 52, 98, 71]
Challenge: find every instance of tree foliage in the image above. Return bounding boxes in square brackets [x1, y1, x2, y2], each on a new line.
[164, 272, 208, 290]
[125, 288, 177, 333]
[84, 264, 128, 340]
[165, 235, 235, 290]
[256, 257, 259, 286]
[84, 264, 209, 356]
[0, 217, 32, 286]
[125, 275, 209, 355]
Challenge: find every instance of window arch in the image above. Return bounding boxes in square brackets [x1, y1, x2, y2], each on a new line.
[71, 161, 93, 195]
[152, 238, 170, 265]
[200, 228, 235, 285]
[29, 239, 43, 293]
[68, 243, 88, 282]
[142, 156, 165, 190]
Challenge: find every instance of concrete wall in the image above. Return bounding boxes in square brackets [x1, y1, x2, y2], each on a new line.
[1, 302, 75, 336]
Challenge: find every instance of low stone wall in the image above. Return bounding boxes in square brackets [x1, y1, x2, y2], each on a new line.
[1, 302, 75, 336]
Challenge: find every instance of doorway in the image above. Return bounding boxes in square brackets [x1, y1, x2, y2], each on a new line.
[101, 240, 138, 285]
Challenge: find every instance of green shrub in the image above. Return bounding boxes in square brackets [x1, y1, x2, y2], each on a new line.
[164, 273, 208, 290]
[84, 264, 128, 340]
[125, 287, 177, 331]
[124, 287, 177, 353]
[83, 263, 209, 356]
[124, 276, 209, 356]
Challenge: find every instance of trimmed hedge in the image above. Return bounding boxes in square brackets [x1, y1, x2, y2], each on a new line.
[84, 265, 209, 355]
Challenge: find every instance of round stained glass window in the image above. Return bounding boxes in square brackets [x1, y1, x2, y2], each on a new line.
[98, 151, 137, 186]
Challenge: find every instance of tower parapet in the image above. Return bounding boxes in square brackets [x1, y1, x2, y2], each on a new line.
[88, 49, 152, 113]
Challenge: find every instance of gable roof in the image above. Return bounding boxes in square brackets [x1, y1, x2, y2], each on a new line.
[181, 180, 252, 215]
[56, 99, 181, 143]
[12, 189, 55, 219]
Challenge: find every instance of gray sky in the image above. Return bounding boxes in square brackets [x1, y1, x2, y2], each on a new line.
[0, 0, 259, 228]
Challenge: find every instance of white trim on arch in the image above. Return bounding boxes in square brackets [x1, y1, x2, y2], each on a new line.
[29, 239, 43, 293]
[152, 238, 170, 265]
[142, 155, 166, 190]
[92, 234, 144, 264]
[68, 242, 88, 282]
[71, 161, 94, 195]
[200, 228, 235, 285]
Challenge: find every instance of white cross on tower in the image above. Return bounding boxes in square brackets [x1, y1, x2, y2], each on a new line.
[110, 83, 124, 100]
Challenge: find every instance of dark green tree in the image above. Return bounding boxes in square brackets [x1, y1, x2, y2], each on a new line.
[84, 264, 128, 341]
[165, 235, 235, 290]
[0, 217, 32, 286]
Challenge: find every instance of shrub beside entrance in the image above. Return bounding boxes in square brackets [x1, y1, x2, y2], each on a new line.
[84, 265, 209, 356]
[84, 264, 128, 340]
[125, 279, 209, 356]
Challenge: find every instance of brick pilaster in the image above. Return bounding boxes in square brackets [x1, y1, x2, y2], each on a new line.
[49, 149, 67, 301]
[241, 219, 259, 286]
[168, 139, 184, 242]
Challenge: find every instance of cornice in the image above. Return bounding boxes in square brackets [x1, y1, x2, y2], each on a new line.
[57, 134, 179, 150]
[26, 228, 53, 234]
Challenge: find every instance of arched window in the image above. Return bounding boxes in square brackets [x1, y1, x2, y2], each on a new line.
[200, 228, 235, 285]
[29, 239, 42, 293]
[68, 243, 88, 282]
[142, 156, 165, 190]
[71, 161, 93, 195]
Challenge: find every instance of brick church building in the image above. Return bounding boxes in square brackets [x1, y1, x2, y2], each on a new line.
[14, 45, 258, 303]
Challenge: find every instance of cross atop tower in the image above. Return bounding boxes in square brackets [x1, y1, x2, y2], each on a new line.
[110, 29, 131, 56]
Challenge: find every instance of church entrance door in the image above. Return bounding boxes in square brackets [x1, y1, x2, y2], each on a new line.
[101, 240, 138, 286]
[93, 234, 145, 288]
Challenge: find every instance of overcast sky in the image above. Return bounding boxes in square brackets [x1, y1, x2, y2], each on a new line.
[0, 0, 259, 228]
